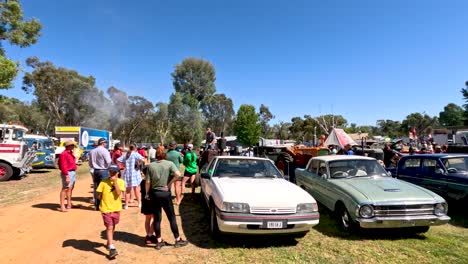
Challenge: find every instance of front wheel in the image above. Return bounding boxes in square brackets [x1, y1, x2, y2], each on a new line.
[336, 204, 358, 232]
[210, 204, 221, 238]
[0, 162, 13, 181]
[412, 226, 430, 234]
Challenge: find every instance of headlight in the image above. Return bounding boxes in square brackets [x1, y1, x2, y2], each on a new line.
[297, 203, 318, 213]
[359, 205, 374, 218]
[222, 202, 250, 213]
[434, 203, 448, 216]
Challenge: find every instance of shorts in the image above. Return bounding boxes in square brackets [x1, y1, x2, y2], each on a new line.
[61, 171, 76, 188]
[140, 198, 155, 215]
[184, 170, 196, 177]
[102, 212, 120, 227]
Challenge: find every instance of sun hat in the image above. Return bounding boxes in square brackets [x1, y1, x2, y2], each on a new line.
[108, 165, 120, 172]
[64, 140, 75, 147]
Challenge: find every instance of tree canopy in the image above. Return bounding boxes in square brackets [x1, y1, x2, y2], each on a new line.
[0, 0, 42, 89]
[439, 103, 464, 127]
[233, 104, 261, 147]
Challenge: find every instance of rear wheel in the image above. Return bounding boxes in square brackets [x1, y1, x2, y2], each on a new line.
[0, 162, 13, 181]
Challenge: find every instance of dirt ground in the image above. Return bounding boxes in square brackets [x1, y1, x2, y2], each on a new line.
[0, 167, 215, 264]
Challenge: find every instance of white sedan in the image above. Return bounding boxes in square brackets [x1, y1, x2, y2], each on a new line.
[200, 156, 319, 237]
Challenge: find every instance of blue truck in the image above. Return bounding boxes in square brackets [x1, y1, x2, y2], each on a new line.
[24, 135, 56, 169]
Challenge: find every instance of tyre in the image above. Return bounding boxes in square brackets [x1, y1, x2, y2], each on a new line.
[210, 203, 221, 238]
[0, 162, 13, 182]
[412, 226, 430, 234]
[336, 204, 358, 232]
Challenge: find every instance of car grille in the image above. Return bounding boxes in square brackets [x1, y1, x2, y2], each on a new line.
[373, 204, 435, 217]
[250, 207, 296, 214]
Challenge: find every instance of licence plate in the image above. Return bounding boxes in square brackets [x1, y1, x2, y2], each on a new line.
[401, 220, 416, 226]
[267, 221, 283, 229]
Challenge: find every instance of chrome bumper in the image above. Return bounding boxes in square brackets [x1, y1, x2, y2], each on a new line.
[357, 215, 451, 228]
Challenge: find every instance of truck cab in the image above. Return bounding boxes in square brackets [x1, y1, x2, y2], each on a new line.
[0, 124, 37, 181]
[24, 135, 56, 169]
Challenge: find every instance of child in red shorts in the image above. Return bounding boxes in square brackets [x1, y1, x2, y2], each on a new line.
[97, 165, 125, 259]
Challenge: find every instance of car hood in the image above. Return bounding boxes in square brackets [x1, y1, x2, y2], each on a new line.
[332, 177, 443, 204]
[213, 177, 316, 207]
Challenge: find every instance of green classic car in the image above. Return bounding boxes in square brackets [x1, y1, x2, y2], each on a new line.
[296, 156, 450, 233]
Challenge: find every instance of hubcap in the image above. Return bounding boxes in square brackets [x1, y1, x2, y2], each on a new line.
[342, 210, 350, 228]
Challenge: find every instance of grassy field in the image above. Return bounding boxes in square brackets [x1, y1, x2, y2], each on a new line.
[179, 193, 468, 264]
[1, 165, 467, 264]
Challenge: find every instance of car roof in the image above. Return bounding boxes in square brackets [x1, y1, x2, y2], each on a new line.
[312, 155, 376, 162]
[402, 153, 468, 158]
[215, 156, 270, 161]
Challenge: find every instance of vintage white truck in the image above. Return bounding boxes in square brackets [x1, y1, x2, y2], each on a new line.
[0, 124, 37, 181]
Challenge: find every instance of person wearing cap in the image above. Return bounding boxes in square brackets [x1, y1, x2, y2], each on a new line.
[182, 143, 197, 197]
[58, 140, 77, 212]
[138, 146, 148, 159]
[89, 137, 112, 210]
[145, 147, 188, 249]
[96, 164, 125, 259]
[166, 141, 184, 205]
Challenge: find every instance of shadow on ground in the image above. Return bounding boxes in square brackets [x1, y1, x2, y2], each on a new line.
[32, 200, 95, 211]
[179, 193, 298, 249]
[62, 239, 107, 257]
[313, 205, 431, 240]
[100, 230, 145, 248]
[447, 201, 468, 228]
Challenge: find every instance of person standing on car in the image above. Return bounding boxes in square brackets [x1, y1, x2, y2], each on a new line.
[89, 137, 112, 210]
[145, 147, 188, 249]
[205, 127, 216, 150]
[58, 140, 77, 212]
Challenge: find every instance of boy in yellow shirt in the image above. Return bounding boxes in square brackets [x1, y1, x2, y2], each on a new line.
[97, 165, 125, 259]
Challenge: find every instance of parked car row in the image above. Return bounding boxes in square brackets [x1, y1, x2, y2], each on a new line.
[296, 156, 450, 233]
[198, 155, 453, 239]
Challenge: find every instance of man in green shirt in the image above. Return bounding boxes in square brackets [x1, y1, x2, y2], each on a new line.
[166, 141, 184, 205]
[145, 147, 188, 249]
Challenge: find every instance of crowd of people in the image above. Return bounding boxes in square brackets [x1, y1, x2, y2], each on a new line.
[56, 127, 227, 259]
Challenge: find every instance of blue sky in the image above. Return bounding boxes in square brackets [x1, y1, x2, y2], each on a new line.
[2, 0, 468, 126]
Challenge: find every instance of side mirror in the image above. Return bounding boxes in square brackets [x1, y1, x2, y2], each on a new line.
[201, 172, 211, 179]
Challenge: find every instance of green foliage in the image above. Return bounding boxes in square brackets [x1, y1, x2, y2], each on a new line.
[233, 104, 261, 147]
[0, 55, 17, 88]
[168, 92, 203, 147]
[401, 112, 439, 138]
[0, 0, 42, 89]
[259, 104, 274, 138]
[272, 121, 291, 140]
[461, 82, 468, 125]
[22, 57, 107, 133]
[200, 93, 235, 136]
[439, 103, 464, 127]
[376, 119, 402, 138]
[171, 58, 216, 107]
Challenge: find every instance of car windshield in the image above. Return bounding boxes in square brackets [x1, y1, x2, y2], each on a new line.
[213, 159, 281, 178]
[329, 159, 388, 178]
[442, 157, 468, 173]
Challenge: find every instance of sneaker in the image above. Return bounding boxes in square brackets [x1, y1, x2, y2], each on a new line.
[174, 238, 189, 248]
[124, 204, 128, 210]
[108, 248, 118, 259]
[155, 241, 166, 250]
